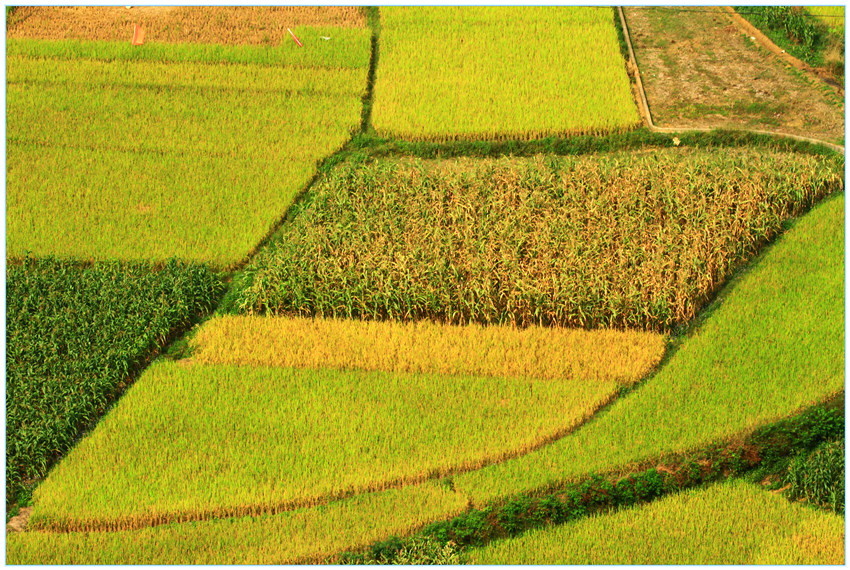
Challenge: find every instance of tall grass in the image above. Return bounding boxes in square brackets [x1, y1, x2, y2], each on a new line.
[29, 358, 622, 531]
[785, 438, 844, 513]
[190, 315, 665, 385]
[372, 7, 639, 140]
[454, 192, 844, 502]
[6, 258, 222, 507]
[467, 480, 844, 564]
[7, 37, 368, 266]
[237, 149, 842, 331]
[8, 483, 465, 564]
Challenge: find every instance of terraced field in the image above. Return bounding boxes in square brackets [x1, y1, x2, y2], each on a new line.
[6, 5, 845, 566]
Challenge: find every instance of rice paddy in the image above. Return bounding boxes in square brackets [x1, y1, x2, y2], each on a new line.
[467, 480, 845, 565]
[6, 31, 369, 267]
[371, 6, 640, 140]
[190, 315, 665, 384]
[29, 356, 624, 531]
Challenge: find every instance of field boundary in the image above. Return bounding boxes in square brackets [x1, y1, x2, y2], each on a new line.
[333, 392, 844, 563]
[616, 6, 845, 155]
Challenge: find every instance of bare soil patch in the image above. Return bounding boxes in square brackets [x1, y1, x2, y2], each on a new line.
[8, 6, 365, 45]
[6, 507, 32, 533]
[625, 6, 844, 144]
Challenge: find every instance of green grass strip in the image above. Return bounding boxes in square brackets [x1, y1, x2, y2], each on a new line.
[454, 191, 844, 503]
[29, 358, 621, 531]
[7, 483, 466, 564]
[7, 29, 371, 68]
[467, 479, 844, 564]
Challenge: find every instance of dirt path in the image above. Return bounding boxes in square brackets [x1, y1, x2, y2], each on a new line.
[622, 6, 844, 146]
[7, 6, 365, 45]
[6, 507, 32, 533]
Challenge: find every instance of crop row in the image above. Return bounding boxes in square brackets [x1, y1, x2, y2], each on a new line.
[468, 479, 844, 564]
[7, 30, 371, 68]
[6, 257, 222, 507]
[372, 7, 640, 140]
[190, 315, 665, 385]
[236, 148, 843, 330]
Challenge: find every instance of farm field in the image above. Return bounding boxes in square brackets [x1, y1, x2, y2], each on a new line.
[454, 192, 844, 503]
[28, 355, 634, 531]
[235, 148, 841, 331]
[468, 480, 845, 565]
[189, 315, 664, 383]
[372, 6, 640, 140]
[625, 6, 844, 142]
[5, 258, 221, 510]
[7, 25, 369, 267]
[6, 5, 845, 566]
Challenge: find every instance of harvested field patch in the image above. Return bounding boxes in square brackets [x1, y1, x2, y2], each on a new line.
[236, 148, 842, 331]
[5, 258, 222, 507]
[29, 358, 621, 532]
[8, 484, 465, 564]
[625, 6, 844, 142]
[190, 315, 665, 385]
[7, 6, 365, 45]
[372, 6, 639, 140]
[468, 480, 844, 564]
[455, 192, 844, 503]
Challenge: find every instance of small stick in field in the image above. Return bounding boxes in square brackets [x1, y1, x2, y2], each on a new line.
[287, 28, 303, 47]
[131, 23, 145, 46]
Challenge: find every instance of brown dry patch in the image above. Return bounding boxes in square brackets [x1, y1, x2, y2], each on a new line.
[6, 507, 33, 533]
[625, 6, 844, 143]
[8, 6, 366, 45]
[133, 203, 154, 215]
[793, 532, 845, 565]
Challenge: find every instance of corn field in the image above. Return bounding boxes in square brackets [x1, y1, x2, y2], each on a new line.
[238, 148, 843, 331]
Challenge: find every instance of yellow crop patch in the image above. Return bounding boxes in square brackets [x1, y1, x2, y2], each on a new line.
[190, 315, 666, 386]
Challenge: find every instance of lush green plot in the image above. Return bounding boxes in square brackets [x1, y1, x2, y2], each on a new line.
[8, 483, 465, 564]
[30, 357, 622, 531]
[7, 31, 370, 68]
[236, 148, 842, 331]
[7, 33, 368, 266]
[372, 6, 640, 140]
[191, 315, 665, 384]
[468, 480, 844, 564]
[6, 258, 222, 506]
[454, 192, 844, 503]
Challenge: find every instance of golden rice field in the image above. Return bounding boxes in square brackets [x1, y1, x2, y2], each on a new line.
[8, 484, 466, 564]
[28, 353, 629, 532]
[371, 6, 640, 140]
[190, 315, 665, 384]
[468, 480, 845, 565]
[7, 6, 366, 44]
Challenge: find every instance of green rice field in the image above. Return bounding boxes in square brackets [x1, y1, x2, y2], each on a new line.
[6, 34, 369, 267]
[372, 6, 640, 140]
[468, 480, 844, 565]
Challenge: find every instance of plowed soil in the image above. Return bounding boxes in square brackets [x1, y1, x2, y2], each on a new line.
[625, 6, 844, 144]
[7, 6, 366, 45]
